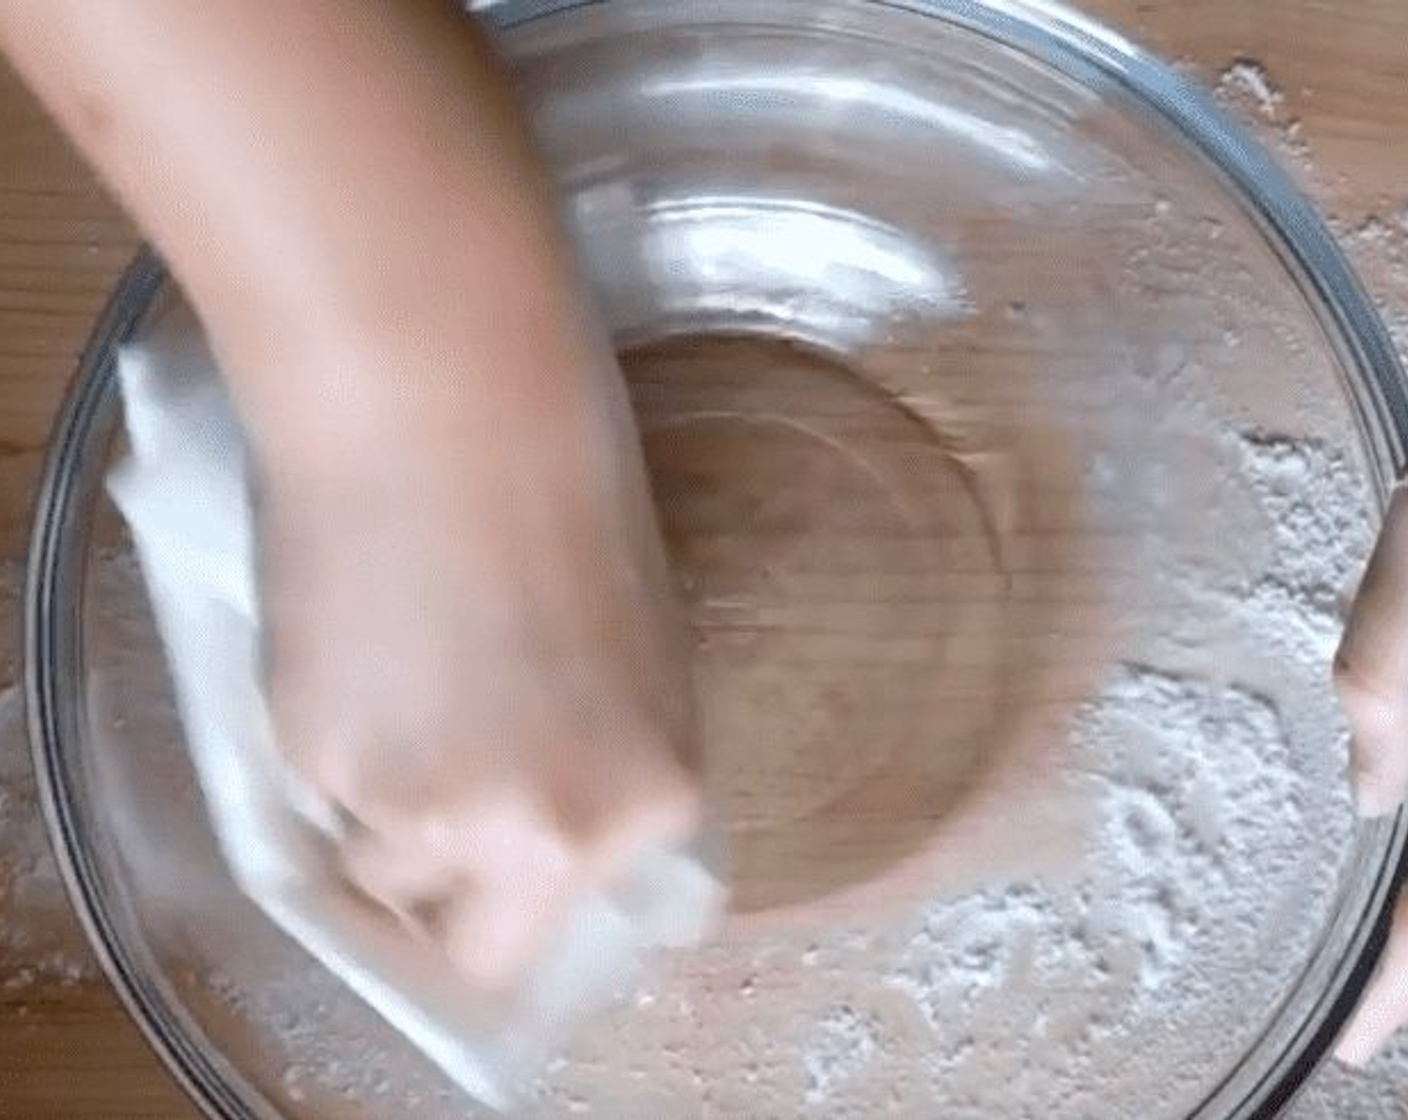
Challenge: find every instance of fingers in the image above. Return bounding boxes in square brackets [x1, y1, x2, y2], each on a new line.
[439, 856, 578, 990]
[1335, 484, 1408, 817]
[337, 762, 702, 990]
[1337, 894, 1408, 1066]
[542, 740, 703, 878]
[1334, 489, 1408, 1064]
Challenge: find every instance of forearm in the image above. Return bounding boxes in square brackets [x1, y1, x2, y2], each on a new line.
[0, 0, 592, 476]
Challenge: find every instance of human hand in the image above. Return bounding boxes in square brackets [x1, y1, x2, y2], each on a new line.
[252, 319, 703, 990]
[0, 0, 707, 993]
[1333, 484, 1408, 1062]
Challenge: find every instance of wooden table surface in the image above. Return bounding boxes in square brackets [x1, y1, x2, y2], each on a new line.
[2, 3, 1407, 1117]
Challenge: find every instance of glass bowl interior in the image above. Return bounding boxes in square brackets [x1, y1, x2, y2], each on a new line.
[27, 1, 1408, 1117]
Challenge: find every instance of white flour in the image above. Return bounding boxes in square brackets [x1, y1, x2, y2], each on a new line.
[0, 562, 95, 993]
[802, 1004, 886, 1105]
[1214, 59, 1311, 171]
[1218, 60, 1285, 121]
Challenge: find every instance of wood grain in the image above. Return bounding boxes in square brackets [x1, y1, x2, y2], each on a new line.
[0, 59, 135, 561]
[0, 983, 191, 1119]
[0, 2, 1405, 1115]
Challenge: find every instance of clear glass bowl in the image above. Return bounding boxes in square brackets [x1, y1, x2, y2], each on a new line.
[25, 1, 1408, 1116]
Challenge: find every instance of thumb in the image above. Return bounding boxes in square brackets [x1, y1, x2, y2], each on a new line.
[1337, 894, 1408, 1066]
[1335, 484, 1408, 816]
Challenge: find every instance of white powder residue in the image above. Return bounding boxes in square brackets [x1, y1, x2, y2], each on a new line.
[1214, 58, 1311, 171]
[202, 964, 454, 1113]
[866, 658, 1317, 1116]
[801, 1004, 885, 1105]
[1240, 434, 1368, 629]
[889, 885, 1059, 1023]
[0, 560, 97, 993]
[1337, 214, 1408, 364]
[1078, 668, 1309, 1001]
[1149, 433, 1372, 691]
[1219, 59, 1284, 119]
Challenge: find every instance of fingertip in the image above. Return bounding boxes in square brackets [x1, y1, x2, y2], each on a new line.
[1351, 734, 1408, 817]
[584, 763, 704, 883]
[1353, 767, 1407, 819]
[1336, 666, 1408, 817]
[1335, 957, 1406, 1067]
[1336, 896, 1408, 1065]
[440, 878, 567, 992]
[1355, 788, 1402, 821]
[1334, 1018, 1384, 1068]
